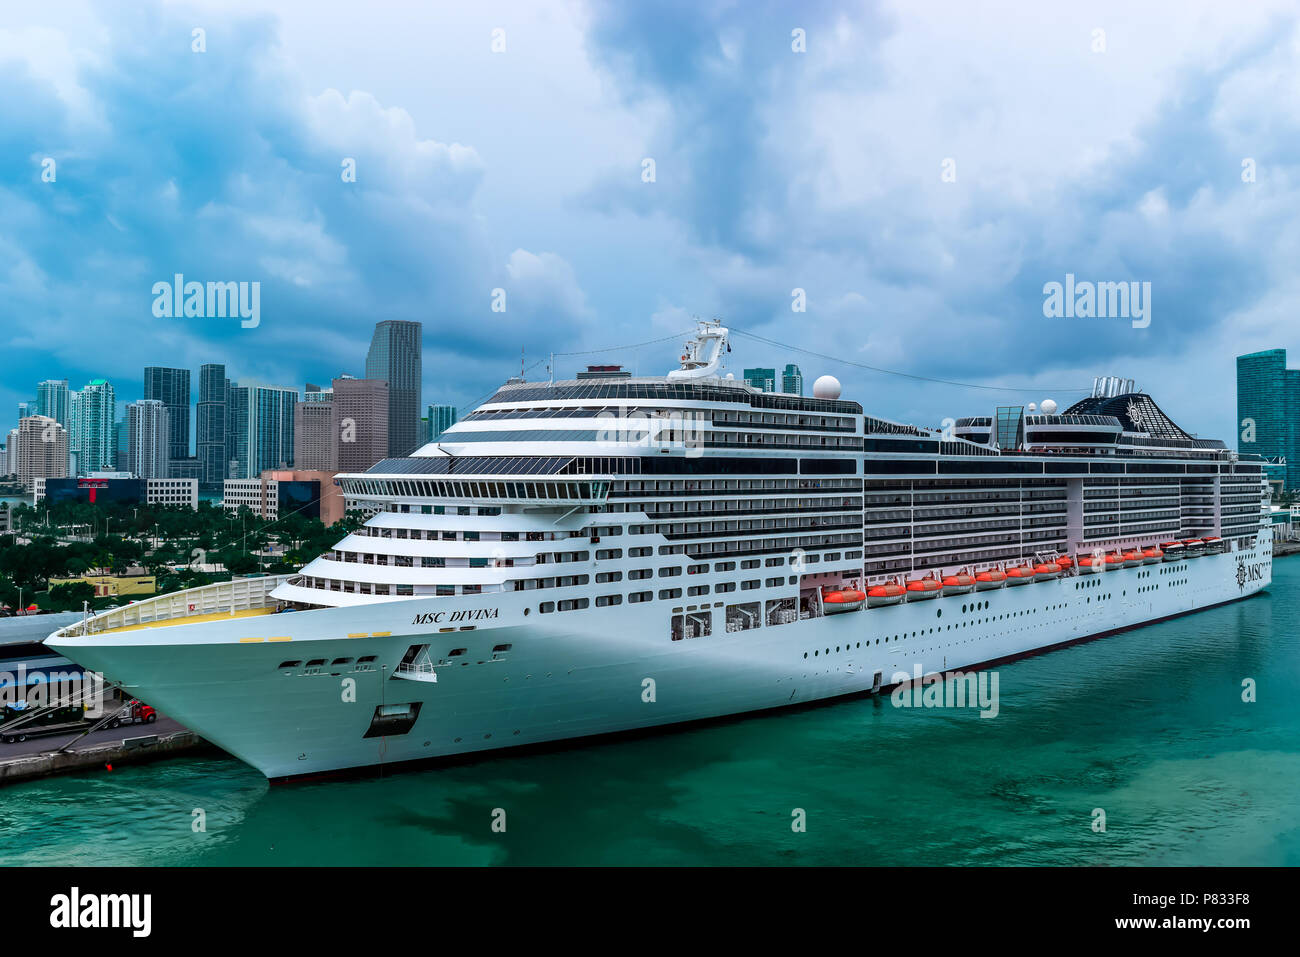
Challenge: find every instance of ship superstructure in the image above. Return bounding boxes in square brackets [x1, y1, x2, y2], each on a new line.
[49, 321, 1273, 779]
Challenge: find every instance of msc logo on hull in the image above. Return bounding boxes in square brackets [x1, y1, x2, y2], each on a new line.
[412, 608, 501, 625]
[1236, 558, 1266, 592]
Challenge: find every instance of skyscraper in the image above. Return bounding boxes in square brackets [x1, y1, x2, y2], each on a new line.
[743, 368, 776, 392]
[332, 376, 389, 472]
[13, 415, 69, 490]
[421, 404, 457, 446]
[37, 379, 70, 427]
[1236, 349, 1300, 490]
[127, 399, 170, 479]
[71, 379, 116, 474]
[227, 385, 250, 479]
[365, 320, 422, 457]
[197, 363, 229, 487]
[233, 385, 297, 478]
[144, 366, 191, 462]
[782, 363, 803, 396]
[294, 395, 336, 470]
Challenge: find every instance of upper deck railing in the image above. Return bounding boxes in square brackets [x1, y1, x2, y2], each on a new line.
[48, 575, 294, 639]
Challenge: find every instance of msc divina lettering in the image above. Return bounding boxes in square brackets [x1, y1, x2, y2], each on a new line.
[47, 322, 1273, 780]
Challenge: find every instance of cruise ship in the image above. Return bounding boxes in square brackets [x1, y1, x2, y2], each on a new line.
[47, 321, 1273, 780]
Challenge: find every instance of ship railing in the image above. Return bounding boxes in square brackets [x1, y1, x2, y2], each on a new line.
[49, 574, 296, 639]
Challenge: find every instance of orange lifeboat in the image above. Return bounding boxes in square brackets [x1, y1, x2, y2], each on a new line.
[1202, 536, 1223, 553]
[941, 572, 975, 596]
[1141, 547, 1162, 564]
[865, 583, 904, 608]
[1056, 556, 1075, 570]
[823, 588, 865, 614]
[1122, 550, 1143, 568]
[975, 569, 1006, 591]
[1161, 541, 1185, 561]
[905, 577, 942, 601]
[1182, 538, 1206, 557]
[1077, 554, 1102, 574]
[1104, 553, 1125, 571]
[1033, 562, 1061, 581]
[1005, 565, 1035, 586]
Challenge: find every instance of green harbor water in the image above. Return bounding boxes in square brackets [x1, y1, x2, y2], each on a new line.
[2, 561, 1297, 866]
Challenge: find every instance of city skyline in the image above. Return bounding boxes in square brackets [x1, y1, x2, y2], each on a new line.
[6, 2, 1300, 447]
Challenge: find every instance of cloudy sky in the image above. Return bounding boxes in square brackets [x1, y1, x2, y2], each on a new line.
[3, 0, 1298, 443]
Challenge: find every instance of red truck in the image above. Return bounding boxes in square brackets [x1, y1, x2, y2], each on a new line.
[110, 700, 157, 727]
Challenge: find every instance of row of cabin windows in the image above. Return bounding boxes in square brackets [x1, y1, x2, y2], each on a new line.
[383, 504, 502, 516]
[278, 654, 378, 669]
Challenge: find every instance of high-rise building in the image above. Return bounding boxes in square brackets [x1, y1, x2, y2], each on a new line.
[743, 368, 776, 392]
[197, 363, 229, 488]
[421, 404, 458, 446]
[230, 385, 297, 478]
[1236, 349, 1300, 491]
[365, 320, 422, 457]
[127, 399, 170, 480]
[782, 363, 803, 396]
[70, 379, 115, 474]
[332, 376, 389, 472]
[13, 415, 69, 490]
[144, 366, 191, 462]
[294, 395, 336, 471]
[227, 385, 250, 479]
[114, 417, 130, 471]
[37, 379, 70, 427]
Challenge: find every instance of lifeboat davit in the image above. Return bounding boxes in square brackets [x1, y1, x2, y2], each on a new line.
[1104, 553, 1125, 571]
[905, 578, 941, 601]
[823, 589, 865, 614]
[1161, 541, 1185, 561]
[1033, 563, 1061, 581]
[975, 569, 1006, 590]
[1141, 547, 1162, 564]
[865, 583, 904, 608]
[1077, 555, 1102, 574]
[1122, 550, 1143, 568]
[941, 573, 975, 596]
[1005, 565, 1035, 586]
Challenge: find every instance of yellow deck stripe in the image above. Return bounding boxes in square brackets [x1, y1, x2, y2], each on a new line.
[238, 637, 264, 643]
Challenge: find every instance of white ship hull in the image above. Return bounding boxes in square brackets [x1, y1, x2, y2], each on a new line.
[50, 533, 1272, 781]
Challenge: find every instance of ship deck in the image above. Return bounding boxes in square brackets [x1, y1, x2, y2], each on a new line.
[93, 607, 275, 635]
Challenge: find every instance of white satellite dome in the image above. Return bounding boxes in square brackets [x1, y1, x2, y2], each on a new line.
[724, 372, 735, 380]
[1040, 398, 1058, 414]
[1026, 402, 1037, 413]
[812, 375, 842, 400]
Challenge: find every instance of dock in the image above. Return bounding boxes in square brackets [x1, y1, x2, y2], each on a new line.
[0, 729, 213, 785]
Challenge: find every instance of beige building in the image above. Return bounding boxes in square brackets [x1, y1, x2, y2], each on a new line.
[331, 376, 388, 473]
[293, 398, 335, 470]
[12, 415, 69, 491]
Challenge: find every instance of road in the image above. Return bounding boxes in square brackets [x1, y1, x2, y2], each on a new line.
[0, 711, 191, 760]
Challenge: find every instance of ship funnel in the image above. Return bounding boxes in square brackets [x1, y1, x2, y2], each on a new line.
[1092, 375, 1136, 398]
